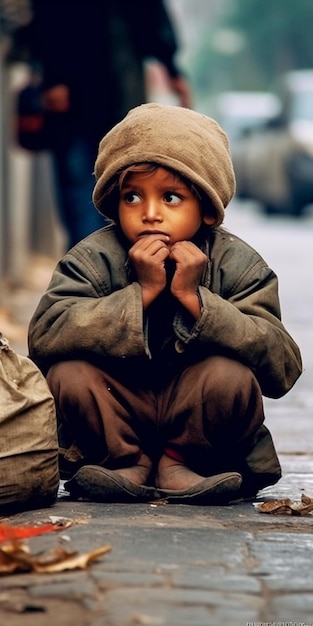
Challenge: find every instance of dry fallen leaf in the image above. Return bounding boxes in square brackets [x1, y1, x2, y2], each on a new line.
[256, 493, 313, 516]
[0, 540, 112, 575]
[256, 499, 294, 515]
[301, 493, 313, 505]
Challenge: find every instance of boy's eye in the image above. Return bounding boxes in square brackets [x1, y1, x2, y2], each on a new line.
[164, 192, 182, 204]
[124, 191, 141, 204]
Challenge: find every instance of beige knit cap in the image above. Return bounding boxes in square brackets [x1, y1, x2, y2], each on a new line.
[93, 103, 236, 226]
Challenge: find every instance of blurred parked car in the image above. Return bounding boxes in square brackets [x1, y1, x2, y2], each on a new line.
[211, 91, 281, 144]
[231, 70, 313, 216]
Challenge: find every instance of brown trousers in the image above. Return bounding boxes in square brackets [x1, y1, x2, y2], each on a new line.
[47, 355, 281, 491]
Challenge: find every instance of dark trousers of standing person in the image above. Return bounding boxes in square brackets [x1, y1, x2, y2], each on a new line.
[47, 355, 282, 495]
[51, 136, 109, 249]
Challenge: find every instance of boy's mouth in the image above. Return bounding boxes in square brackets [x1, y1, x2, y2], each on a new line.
[138, 230, 169, 238]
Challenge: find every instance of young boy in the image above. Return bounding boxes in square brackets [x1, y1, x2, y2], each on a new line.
[28, 103, 302, 504]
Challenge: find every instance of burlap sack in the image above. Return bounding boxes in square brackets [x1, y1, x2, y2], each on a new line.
[0, 333, 59, 513]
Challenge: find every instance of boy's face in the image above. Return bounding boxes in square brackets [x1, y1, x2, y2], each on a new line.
[118, 167, 214, 245]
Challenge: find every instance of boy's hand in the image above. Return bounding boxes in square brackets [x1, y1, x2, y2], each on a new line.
[129, 235, 170, 308]
[169, 241, 207, 318]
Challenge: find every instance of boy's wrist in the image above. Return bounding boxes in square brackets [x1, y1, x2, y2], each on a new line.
[141, 285, 162, 310]
[174, 291, 201, 320]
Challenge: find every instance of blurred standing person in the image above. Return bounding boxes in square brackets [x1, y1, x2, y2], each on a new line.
[15, 0, 192, 249]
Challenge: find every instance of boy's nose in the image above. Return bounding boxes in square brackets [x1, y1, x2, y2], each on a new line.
[143, 200, 162, 221]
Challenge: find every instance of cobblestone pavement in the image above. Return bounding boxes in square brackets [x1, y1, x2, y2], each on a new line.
[1, 216, 313, 626]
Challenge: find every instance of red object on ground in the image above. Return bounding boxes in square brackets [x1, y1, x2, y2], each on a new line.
[0, 523, 62, 543]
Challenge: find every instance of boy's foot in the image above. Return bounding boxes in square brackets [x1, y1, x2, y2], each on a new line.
[156, 453, 209, 490]
[155, 454, 242, 504]
[113, 452, 152, 486]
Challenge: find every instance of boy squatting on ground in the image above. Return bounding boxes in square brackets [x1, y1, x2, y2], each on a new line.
[28, 103, 302, 505]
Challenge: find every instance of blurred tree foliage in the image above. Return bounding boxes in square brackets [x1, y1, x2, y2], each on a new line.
[188, 0, 313, 98]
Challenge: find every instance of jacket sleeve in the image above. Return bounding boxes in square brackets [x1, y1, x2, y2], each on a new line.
[174, 237, 302, 399]
[132, 0, 181, 77]
[28, 244, 148, 372]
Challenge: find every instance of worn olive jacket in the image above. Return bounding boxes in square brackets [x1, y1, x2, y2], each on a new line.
[28, 224, 302, 398]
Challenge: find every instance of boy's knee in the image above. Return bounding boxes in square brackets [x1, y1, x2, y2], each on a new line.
[47, 360, 96, 400]
[199, 355, 256, 397]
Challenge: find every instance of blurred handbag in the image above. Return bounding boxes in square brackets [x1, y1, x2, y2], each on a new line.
[0, 333, 59, 513]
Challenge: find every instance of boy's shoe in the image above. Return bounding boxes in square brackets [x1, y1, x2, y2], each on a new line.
[64, 465, 159, 502]
[156, 471, 243, 504]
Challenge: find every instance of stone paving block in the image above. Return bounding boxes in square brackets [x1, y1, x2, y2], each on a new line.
[279, 454, 313, 473]
[271, 593, 313, 621]
[172, 567, 261, 593]
[0, 598, 86, 626]
[29, 577, 96, 602]
[259, 473, 313, 499]
[92, 587, 263, 626]
[72, 524, 253, 568]
[91, 570, 166, 588]
[96, 559, 165, 574]
[248, 532, 313, 593]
